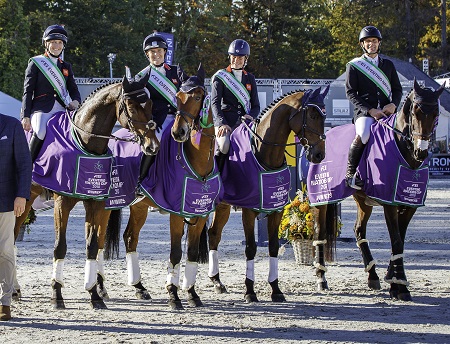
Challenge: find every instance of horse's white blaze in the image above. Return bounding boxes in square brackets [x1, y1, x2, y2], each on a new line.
[182, 260, 198, 290]
[126, 251, 141, 285]
[268, 257, 278, 283]
[166, 261, 180, 287]
[208, 250, 219, 277]
[84, 259, 98, 290]
[52, 259, 64, 286]
[417, 139, 429, 150]
[246, 259, 255, 281]
[97, 248, 105, 280]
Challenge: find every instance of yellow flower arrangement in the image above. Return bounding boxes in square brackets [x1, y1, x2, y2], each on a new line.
[278, 192, 316, 242]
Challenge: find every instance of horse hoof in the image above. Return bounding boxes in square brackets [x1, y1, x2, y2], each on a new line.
[397, 292, 412, 302]
[168, 300, 184, 310]
[97, 287, 110, 300]
[12, 289, 21, 301]
[51, 299, 66, 309]
[188, 297, 204, 307]
[271, 293, 286, 302]
[136, 289, 152, 300]
[389, 290, 399, 300]
[214, 284, 228, 294]
[244, 293, 258, 303]
[90, 300, 107, 309]
[317, 281, 329, 291]
[368, 279, 381, 290]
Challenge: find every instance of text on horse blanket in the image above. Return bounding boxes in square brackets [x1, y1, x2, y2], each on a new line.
[221, 123, 291, 213]
[307, 114, 429, 207]
[31, 111, 112, 199]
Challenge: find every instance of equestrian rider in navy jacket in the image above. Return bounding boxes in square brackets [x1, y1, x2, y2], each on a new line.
[136, 33, 186, 183]
[211, 39, 260, 172]
[345, 26, 402, 189]
[21, 25, 81, 162]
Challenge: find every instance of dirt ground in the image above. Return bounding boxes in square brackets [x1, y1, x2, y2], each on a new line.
[0, 179, 449, 343]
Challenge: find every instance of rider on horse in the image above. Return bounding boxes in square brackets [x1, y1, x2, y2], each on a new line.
[21, 25, 81, 162]
[345, 26, 403, 189]
[136, 32, 187, 184]
[211, 39, 260, 172]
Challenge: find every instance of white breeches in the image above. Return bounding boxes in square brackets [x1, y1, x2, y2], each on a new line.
[31, 102, 65, 140]
[354, 116, 375, 144]
[215, 127, 230, 154]
[156, 114, 175, 141]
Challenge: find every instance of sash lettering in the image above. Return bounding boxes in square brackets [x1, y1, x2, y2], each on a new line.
[139, 66, 177, 108]
[213, 69, 251, 114]
[349, 57, 392, 100]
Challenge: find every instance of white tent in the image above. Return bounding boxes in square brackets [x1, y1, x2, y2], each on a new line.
[0, 90, 21, 120]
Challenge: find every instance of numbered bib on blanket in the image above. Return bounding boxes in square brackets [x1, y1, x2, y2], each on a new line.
[393, 165, 428, 206]
[259, 167, 291, 211]
[74, 156, 113, 198]
[181, 174, 222, 216]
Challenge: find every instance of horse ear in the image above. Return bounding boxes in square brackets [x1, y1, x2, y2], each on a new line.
[197, 63, 205, 85]
[311, 86, 321, 99]
[437, 82, 446, 97]
[413, 78, 421, 92]
[321, 85, 330, 97]
[177, 64, 189, 83]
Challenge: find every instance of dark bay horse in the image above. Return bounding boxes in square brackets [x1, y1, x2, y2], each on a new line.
[105, 65, 219, 309]
[311, 80, 444, 301]
[14, 75, 159, 309]
[207, 86, 329, 302]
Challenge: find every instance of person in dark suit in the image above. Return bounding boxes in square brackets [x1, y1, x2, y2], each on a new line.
[21, 24, 81, 162]
[211, 39, 260, 172]
[136, 32, 186, 183]
[345, 26, 402, 189]
[0, 113, 32, 321]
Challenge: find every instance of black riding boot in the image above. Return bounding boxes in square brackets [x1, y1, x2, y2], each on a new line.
[29, 133, 44, 162]
[138, 154, 156, 184]
[345, 135, 366, 190]
[215, 152, 227, 174]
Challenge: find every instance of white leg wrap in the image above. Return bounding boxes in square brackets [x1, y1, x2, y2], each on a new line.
[314, 261, 328, 272]
[166, 261, 180, 287]
[182, 260, 198, 290]
[268, 257, 278, 283]
[126, 252, 141, 286]
[390, 253, 404, 261]
[364, 259, 377, 272]
[208, 250, 219, 277]
[97, 249, 105, 280]
[313, 239, 327, 246]
[13, 245, 20, 290]
[52, 259, 65, 287]
[84, 259, 98, 291]
[246, 259, 255, 281]
[356, 239, 369, 247]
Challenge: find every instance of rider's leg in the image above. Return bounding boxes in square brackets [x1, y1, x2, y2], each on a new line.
[214, 128, 230, 173]
[345, 117, 374, 190]
[29, 111, 51, 162]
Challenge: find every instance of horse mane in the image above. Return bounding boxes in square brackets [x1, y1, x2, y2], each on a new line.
[79, 80, 122, 107]
[256, 89, 305, 121]
[398, 88, 414, 115]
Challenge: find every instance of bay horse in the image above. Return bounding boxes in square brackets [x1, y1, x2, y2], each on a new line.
[310, 79, 444, 301]
[14, 74, 159, 309]
[105, 64, 220, 309]
[207, 85, 329, 302]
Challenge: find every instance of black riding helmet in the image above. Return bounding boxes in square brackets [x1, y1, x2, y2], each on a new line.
[359, 26, 382, 42]
[228, 39, 250, 56]
[42, 24, 68, 46]
[143, 33, 168, 52]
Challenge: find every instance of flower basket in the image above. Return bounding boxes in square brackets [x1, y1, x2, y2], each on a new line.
[292, 239, 314, 265]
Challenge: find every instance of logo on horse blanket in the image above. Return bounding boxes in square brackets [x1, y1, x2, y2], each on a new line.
[307, 114, 429, 207]
[31, 111, 113, 199]
[107, 124, 223, 217]
[221, 123, 291, 213]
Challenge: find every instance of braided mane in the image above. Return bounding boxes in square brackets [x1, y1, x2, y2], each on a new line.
[80, 80, 122, 106]
[256, 89, 305, 121]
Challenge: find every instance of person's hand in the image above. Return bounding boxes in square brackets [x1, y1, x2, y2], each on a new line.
[68, 100, 80, 111]
[368, 108, 386, 120]
[217, 125, 231, 137]
[14, 197, 26, 217]
[382, 103, 396, 116]
[242, 114, 253, 122]
[22, 117, 31, 131]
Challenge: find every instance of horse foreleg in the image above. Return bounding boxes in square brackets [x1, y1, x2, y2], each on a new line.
[242, 208, 258, 303]
[353, 193, 381, 290]
[314, 205, 329, 291]
[83, 199, 107, 309]
[384, 206, 415, 301]
[51, 195, 78, 309]
[95, 206, 111, 301]
[267, 211, 285, 302]
[208, 202, 231, 293]
[166, 214, 184, 310]
[125, 199, 152, 300]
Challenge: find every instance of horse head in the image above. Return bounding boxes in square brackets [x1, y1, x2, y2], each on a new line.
[172, 63, 209, 142]
[119, 72, 159, 156]
[401, 79, 444, 162]
[290, 85, 329, 163]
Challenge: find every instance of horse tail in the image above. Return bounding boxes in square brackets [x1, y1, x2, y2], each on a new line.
[324, 203, 339, 262]
[104, 209, 122, 260]
[197, 223, 209, 264]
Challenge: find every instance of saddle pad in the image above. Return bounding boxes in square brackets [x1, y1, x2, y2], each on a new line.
[140, 122, 223, 218]
[32, 111, 113, 199]
[307, 114, 429, 207]
[221, 123, 291, 213]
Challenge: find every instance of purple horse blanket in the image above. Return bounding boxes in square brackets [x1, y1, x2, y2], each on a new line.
[221, 123, 291, 213]
[108, 125, 223, 217]
[31, 111, 113, 199]
[307, 114, 429, 207]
